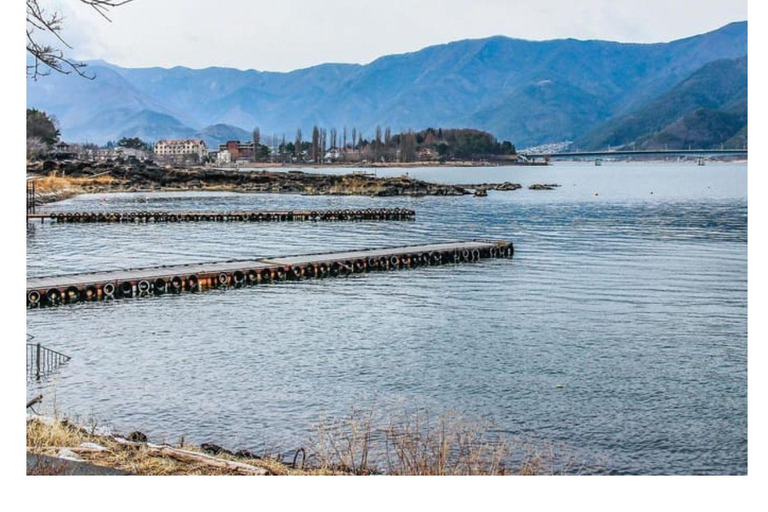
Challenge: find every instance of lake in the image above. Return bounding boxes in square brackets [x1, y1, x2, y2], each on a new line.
[26, 161, 747, 475]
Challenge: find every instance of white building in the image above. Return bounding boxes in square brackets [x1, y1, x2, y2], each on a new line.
[216, 150, 232, 164]
[95, 147, 150, 161]
[155, 139, 208, 162]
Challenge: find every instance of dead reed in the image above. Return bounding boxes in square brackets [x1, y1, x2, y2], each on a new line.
[309, 407, 585, 475]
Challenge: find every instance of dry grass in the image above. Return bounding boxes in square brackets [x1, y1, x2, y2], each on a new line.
[27, 410, 591, 476]
[32, 174, 118, 195]
[309, 407, 586, 475]
[30, 174, 122, 206]
[26, 416, 320, 476]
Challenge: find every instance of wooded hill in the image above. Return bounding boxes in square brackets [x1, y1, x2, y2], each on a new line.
[27, 22, 747, 150]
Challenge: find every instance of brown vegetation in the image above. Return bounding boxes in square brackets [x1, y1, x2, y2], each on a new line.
[28, 161, 470, 199]
[29, 173, 119, 205]
[26, 417, 327, 476]
[27, 409, 587, 476]
[310, 408, 581, 475]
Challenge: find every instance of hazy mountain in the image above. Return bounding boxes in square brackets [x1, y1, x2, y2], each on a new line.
[577, 56, 747, 150]
[193, 124, 252, 147]
[27, 21, 747, 147]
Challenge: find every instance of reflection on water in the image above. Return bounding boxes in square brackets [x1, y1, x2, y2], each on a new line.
[27, 163, 747, 474]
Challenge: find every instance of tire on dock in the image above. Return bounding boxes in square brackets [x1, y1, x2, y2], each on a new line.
[102, 282, 116, 299]
[65, 286, 80, 304]
[46, 288, 61, 306]
[138, 280, 151, 296]
[170, 276, 183, 293]
[84, 285, 98, 301]
[154, 278, 167, 295]
[27, 290, 41, 308]
[119, 281, 134, 298]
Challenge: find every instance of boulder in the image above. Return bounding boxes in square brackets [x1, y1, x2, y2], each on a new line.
[127, 431, 148, 443]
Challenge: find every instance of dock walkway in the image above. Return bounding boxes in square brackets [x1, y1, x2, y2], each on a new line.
[27, 240, 514, 308]
[27, 208, 414, 223]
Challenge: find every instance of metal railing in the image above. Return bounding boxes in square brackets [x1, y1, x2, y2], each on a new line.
[27, 336, 71, 381]
[27, 179, 37, 216]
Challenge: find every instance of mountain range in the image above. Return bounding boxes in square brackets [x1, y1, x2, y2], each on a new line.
[26, 21, 747, 150]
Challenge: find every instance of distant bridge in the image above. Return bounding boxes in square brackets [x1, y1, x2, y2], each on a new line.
[519, 149, 747, 159]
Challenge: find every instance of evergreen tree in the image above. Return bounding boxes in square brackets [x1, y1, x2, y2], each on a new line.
[27, 108, 60, 145]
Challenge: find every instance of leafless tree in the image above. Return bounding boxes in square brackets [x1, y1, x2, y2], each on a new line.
[295, 128, 302, 160]
[399, 130, 417, 162]
[331, 127, 338, 150]
[320, 128, 327, 159]
[374, 125, 383, 161]
[311, 125, 320, 163]
[27, 0, 134, 80]
[26, 137, 48, 160]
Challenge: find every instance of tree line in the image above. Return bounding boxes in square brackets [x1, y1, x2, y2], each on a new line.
[251, 125, 516, 163]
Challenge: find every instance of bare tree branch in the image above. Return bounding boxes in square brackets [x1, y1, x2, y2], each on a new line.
[26, 0, 134, 80]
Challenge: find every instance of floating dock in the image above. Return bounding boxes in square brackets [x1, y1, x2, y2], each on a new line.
[27, 240, 514, 308]
[26, 208, 415, 223]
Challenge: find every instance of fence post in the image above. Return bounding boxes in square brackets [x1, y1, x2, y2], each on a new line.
[36, 343, 41, 380]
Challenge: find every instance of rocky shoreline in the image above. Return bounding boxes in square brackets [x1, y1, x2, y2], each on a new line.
[29, 160, 470, 198]
[27, 159, 560, 204]
[26, 414, 322, 476]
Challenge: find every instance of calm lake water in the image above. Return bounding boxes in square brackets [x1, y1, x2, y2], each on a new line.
[26, 162, 747, 475]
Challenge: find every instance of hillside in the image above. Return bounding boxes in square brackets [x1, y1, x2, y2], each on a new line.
[193, 124, 253, 147]
[27, 22, 747, 147]
[576, 56, 747, 150]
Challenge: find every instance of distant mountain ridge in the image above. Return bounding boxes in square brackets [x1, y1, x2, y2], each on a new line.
[577, 56, 747, 150]
[27, 21, 747, 148]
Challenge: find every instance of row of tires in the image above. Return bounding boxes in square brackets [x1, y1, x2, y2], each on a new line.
[49, 209, 416, 223]
[27, 244, 512, 308]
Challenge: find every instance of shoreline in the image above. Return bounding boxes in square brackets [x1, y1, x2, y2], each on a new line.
[27, 409, 575, 476]
[26, 414, 324, 476]
[26, 160, 540, 206]
[213, 159, 543, 170]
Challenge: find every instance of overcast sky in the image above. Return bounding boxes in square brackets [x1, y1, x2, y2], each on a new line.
[54, 0, 747, 72]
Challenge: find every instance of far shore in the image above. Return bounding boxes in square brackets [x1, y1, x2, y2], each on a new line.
[25, 159, 544, 206]
[211, 159, 545, 170]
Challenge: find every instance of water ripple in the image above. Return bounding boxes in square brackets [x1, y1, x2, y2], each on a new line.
[27, 163, 747, 474]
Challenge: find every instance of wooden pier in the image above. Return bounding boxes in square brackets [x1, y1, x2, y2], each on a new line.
[26, 208, 415, 223]
[27, 240, 514, 308]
